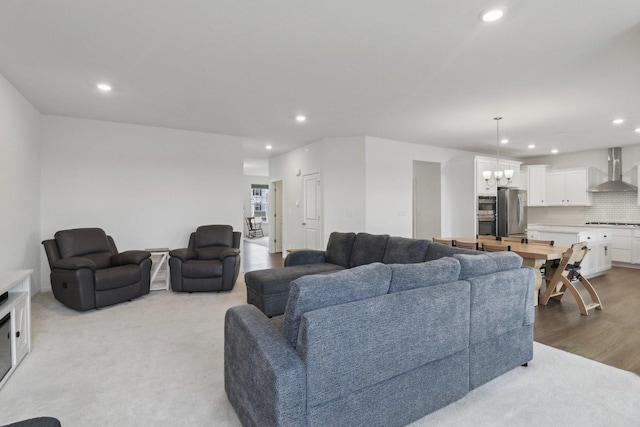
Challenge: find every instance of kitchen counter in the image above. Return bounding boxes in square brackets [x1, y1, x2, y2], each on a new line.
[527, 224, 614, 233]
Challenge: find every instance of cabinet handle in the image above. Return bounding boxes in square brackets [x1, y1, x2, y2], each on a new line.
[16, 331, 20, 338]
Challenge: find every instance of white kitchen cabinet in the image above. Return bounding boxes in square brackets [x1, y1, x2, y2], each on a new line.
[611, 228, 633, 263]
[476, 157, 497, 196]
[544, 168, 594, 206]
[498, 159, 522, 189]
[526, 230, 540, 240]
[632, 230, 640, 264]
[523, 165, 546, 206]
[476, 157, 522, 196]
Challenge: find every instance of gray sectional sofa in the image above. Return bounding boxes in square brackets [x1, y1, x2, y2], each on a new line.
[245, 232, 479, 317]
[225, 251, 535, 426]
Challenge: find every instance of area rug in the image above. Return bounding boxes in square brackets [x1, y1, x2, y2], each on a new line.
[0, 282, 638, 426]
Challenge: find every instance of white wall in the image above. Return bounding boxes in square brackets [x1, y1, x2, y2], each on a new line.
[269, 137, 366, 252]
[40, 116, 244, 289]
[364, 136, 473, 237]
[0, 73, 42, 294]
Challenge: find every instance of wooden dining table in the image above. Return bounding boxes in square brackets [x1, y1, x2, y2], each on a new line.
[440, 238, 568, 306]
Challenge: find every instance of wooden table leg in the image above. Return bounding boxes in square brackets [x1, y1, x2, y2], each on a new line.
[522, 258, 544, 306]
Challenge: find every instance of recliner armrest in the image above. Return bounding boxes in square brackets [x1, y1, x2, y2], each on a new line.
[284, 250, 326, 266]
[51, 257, 96, 271]
[111, 250, 151, 266]
[219, 248, 240, 259]
[169, 248, 198, 261]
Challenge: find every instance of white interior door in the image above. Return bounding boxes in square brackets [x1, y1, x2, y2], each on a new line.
[303, 172, 322, 250]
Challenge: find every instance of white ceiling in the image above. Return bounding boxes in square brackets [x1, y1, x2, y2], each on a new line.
[1, 0, 640, 159]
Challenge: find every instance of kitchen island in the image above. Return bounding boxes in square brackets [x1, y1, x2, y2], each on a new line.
[527, 224, 613, 278]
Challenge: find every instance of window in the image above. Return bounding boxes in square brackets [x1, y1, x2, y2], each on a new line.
[250, 184, 269, 222]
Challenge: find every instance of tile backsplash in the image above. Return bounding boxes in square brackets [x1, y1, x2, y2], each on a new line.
[585, 192, 640, 223]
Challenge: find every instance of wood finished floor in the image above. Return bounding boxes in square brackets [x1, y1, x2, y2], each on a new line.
[242, 244, 640, 375]
[535, 266, 640, 375]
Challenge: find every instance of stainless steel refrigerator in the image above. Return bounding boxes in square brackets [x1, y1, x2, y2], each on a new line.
[497, 188, 527, 238]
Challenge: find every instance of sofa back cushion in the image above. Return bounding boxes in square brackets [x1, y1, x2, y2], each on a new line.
[382, 236, 429, 264]
[424, 242, 480, 261]
[349, 233, 390, 268]
[325, 232, 357, 268]
[389, 257, 461, 293]
[195, 225, 233, 249]
[55, 228, 112, 259]
[453, 252, 523, 280]
[283, 263, 392, 347]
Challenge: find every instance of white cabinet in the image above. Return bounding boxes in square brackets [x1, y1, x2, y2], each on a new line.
[476, 157, 522, 196]
[611, 228, 633, 263]
[0, 270, 32, 390]
[476, 158, 497, 196]
[498, 159, 522, 189]
[523, 165, 546, 206]
[632, 230, 640, 264]
[544, 168, 594, 206]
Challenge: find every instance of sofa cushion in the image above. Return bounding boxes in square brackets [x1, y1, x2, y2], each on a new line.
[195, 225, 233, 249]
[82, 252, 113, 270]
[349, 233, 390, 268]
[245, 263, 345, 295]
[283, 263, 392, 347]
[55, 228, 112, 259]
[389, 257, 461, 293]
[424, 242, 480, 261]
[182, 259, 223, 278]
[383, 236, 429, 264]
[94, 265, 141, 291]
[325, 232, 357, 268]
[196, 246, 226, 260]
[453, 252, 523, 280]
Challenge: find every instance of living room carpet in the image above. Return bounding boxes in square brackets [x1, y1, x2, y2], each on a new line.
[0, 281, 638, 427]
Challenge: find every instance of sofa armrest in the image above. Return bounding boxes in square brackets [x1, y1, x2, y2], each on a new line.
[169, 248, 198, 261]
[219, 248, 240, 259]
[224, 305, 306, 427]
[111, 250, 151, 266]
[51, 257, 96, 271]
[284, 250, 326, 267]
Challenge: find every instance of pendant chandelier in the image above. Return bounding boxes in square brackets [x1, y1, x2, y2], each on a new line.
[482, 117, 514, 186]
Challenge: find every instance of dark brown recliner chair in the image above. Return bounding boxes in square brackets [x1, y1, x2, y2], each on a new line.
[42, 228, 152, 311]
[169, 225, 241, 292]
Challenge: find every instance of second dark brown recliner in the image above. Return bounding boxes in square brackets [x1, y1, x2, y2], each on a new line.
[169, 225, 241, 292]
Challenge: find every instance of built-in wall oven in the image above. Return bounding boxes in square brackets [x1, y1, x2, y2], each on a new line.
[477, 196, 497, 236]
[0, 313, 11, 382]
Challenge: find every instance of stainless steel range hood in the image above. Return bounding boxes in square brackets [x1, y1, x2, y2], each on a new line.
[588, 147, 637, 193]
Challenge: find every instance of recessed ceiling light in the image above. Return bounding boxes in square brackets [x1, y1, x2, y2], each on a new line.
[295, 115, 307, 123]
[528, 144, 536, 149]
[635, 128, 640, 133]
[500, 139, 508, 144]
[612, 118, 625, 125]
[265, 145, 273, 150]
[97, 83, 112, 92]
[481, 9, 504, 22]
[551, 149, 559, 154]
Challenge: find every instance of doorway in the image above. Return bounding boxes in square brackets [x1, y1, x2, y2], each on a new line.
[413, 161, 441, 239]
[302, 172, 323, 250]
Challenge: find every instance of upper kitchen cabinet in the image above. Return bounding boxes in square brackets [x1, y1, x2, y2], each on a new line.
[545, 167, 596, 206]
[522, 165, 546, 206]
[475, 156, 522, 196]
